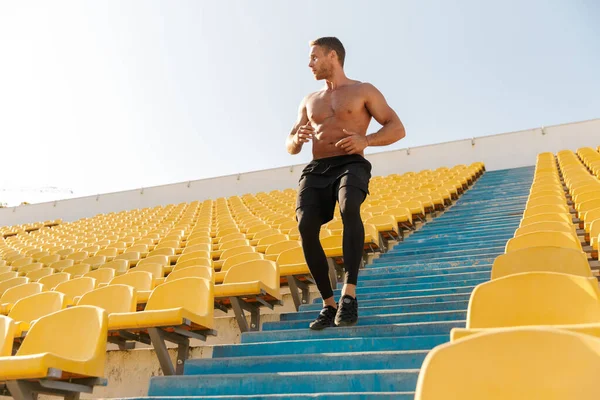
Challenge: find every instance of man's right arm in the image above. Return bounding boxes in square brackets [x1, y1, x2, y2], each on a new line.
[286, 96, 313, 155]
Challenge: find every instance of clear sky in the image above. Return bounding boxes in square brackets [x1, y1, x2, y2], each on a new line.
[0, 0, 598, 206]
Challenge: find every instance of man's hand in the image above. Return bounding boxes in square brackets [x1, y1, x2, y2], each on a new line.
[293, 123, 315, 146]
[335, 129, 369, 154]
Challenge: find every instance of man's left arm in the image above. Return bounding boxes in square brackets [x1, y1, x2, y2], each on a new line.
[363, 83, 405, 146]
[336, 84, 405, 154]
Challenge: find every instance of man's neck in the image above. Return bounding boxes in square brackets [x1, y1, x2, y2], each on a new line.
[325, 70, 350, 90]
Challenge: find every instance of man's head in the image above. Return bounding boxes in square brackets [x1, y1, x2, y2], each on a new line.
[308, 37, 345, 80]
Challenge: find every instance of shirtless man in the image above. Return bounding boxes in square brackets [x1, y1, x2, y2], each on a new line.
[286, 37, 405, 330]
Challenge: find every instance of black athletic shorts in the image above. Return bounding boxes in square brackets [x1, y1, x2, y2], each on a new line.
[296, 154, 372, 224]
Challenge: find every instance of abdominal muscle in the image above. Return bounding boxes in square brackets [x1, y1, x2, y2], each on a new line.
[311, 120, 368, 160]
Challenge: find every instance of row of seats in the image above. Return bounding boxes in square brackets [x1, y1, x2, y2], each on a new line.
[0, 163, 486, 399]
[415, 151, 599, 399]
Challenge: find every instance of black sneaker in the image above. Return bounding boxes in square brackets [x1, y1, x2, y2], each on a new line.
[309, 305, 337, 330]
[335, 295, 358, 327]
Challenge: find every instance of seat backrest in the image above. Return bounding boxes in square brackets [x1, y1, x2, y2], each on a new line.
[146, 277, 213, 320]
[221, 252, 263, 272]
[17, 305, 107, 377]
[54, 277, 97, 300]
[0, 277, 29, 296]
[115, 252, 140, 262]
[137, 255, 169, 268]
[250, 229, 278, 242]
[0, 315, 16, 356]
[96, 248, 118, 258]
[38, 272, 71, 290]
[491, 247, 591, 279]
[182, 243, 211, 254]
[26, 267, 55, 281]
[9, 291, 66, 325]
[48, 259, 75, 271]
[522, 204, 570, 218]
[513, 221, 576, 237]
[178, 251, 210, 264]
[130, 263, 164, 280]
[219, 246, 254, 261]
[166, 266, 213, 283]
[265, 240, 301, 259]
[276, 246, 306, 266]
[0, 282, 44, 305]
[78, 284, 136, 313]
[63, 263, 92, 277]
[505, 231, 582, 253]
[415, 327, 600, 400]
[320, 235, 343, 249]
[99, 259, 129, 274]
[11, 257, 34, 268]
[148, 248, 175, 258]
[219, 239, 250, 250]
[223, 260, 279, 293]
[83, 268, 116, 285]
[109, 271, 153, 291]
[520, 213, 573, 227]
[0, 271, 18, 282]
[174, 258, 212, 271]
[526, 195, 567, 208]
[467, 271, 600, 328]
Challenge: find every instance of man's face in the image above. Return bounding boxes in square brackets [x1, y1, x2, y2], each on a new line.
[308, 45, 333, 80]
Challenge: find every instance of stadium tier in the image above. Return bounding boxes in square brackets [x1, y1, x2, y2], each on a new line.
[1, 146, 599, 398]
[0, 164, 486, 398]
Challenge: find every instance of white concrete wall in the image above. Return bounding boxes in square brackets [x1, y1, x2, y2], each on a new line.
[1, 118, 599, 226]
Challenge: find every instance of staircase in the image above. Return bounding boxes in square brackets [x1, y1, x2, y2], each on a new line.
[130, 166, 534, 399]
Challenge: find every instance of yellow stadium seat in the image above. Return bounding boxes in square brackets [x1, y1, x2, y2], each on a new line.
[99, 259, 129, 275]
[127, 244, 149, 258]
[114, 252, 141, 268]
[130, 263, 164, 283]
[37, 273, 70, 290]
[108, 278, 215, 375]
[62, 263, 91, 278]
[215, 260, 281, 332]
[276, 246, 314, 311]
[82, 255, 107, 270]
[109, 271, 153, 304]
[214, 252, 264, 283]
[177, 251, 210, 266]
[255, 234, 288, 253]
[505, 231, 582, 253]
[0, 283, 44, 315]
[54, 277, 96, 304]
[364, 215, 401, 242]
[65, 251, 89, 264]
[522, 204, 571, 218]
[8, 291, 67, 337]
[0, 266, 10, 275]
[0, 277, 28, 297]
[55, 248, 75, 259]
[0, 272, 18, 283]
[48, 259, 75, 272]
[491, 247, 591, 279]
[83, 268, 116, 286]
[38, 254, 61, 267]
[519, 213, 573, 227]
[0, 306, 108, 398]
[0, 315, 16, 356]
[173, 258, 213, 271]
[451, 272, 600, 341]
[513, 221, 576, 237]
[16, 263, 43, 277]
[401, 200, 426, 221]
[212, 239, 250, 258]
[264, 240, 301, 262]
[25, 268, 54, 282]
[77, 284, 137, 315]
[213, 246, 255, 269]
[10, 258, 34, 270]
[95, 248, 118, 261]
[166, 266, 213, 283]
[415, 327, 600, 400]
[147, 248, 177, 264]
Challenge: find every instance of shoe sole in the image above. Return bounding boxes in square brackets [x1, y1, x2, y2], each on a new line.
[309, 324, 334, 331]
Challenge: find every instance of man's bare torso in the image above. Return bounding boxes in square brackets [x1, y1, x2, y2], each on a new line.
[306, 80, 371, 159]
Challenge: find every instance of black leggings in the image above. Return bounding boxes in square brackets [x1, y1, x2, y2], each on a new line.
[297, 185, 366, 300]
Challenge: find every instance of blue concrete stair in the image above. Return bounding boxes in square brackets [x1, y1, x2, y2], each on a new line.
[129, 166, 533, 399]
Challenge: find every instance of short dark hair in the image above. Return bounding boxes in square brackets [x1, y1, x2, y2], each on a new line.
[310, 37, 345, 67]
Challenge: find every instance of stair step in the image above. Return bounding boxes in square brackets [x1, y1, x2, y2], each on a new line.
[242, 321, 464, 344]
[123, 392, 415, 399]
[301, 293, 471, 311]
[359, 265, 491, 280]
[264, 310, 466, 331]
[213, 335, 448, 358]
[184, 350, 428, 375]
[287, 300, 468, 320]
[148, 370, 420, 397]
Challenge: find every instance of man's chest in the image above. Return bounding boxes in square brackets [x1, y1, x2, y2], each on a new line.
[307, 90, 366, 123]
